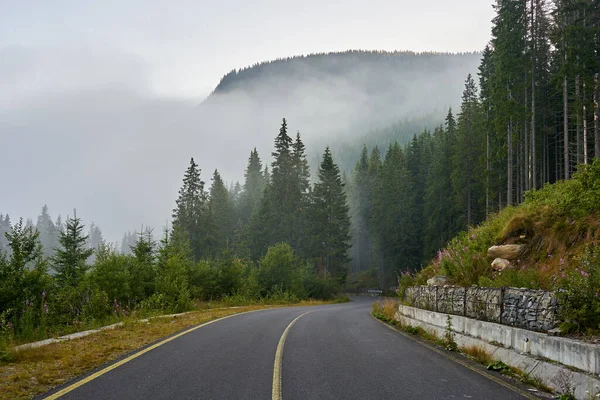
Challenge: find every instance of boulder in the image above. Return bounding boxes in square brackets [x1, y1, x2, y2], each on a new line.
[491, 258, 511, 271]
[487, 244, 524, 260]
[427, 275, 449, 286]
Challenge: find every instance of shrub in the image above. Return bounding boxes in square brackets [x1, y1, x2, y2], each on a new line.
[558, 244, 600, 334]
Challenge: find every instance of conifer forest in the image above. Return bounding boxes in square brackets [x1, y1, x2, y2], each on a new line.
[1, 0, 600, 341]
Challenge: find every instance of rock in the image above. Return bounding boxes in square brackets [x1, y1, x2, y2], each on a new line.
[491, 258, 511, 271]
[427, 275, 449, 286]
[548, 327, 563, 336]
[487, 244, 525, 260]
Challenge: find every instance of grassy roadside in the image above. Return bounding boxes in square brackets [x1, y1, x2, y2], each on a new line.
[0, 298, 345, 400]
[372, 299, 554, 396]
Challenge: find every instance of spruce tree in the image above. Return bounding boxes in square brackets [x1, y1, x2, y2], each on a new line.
[53, 212, 94, 287]
[311, 147, 351, 283]
[452, 74, 485, 228]
[423, 125, 458, 257]
[208, 169, 233, 254]
[172, 158, 208, 261]
[0, 218, 46, 321]
[251, 118, 296, 256]
[290, 131, 311, 254]
[239, 149, 265, 223]
[0, 214, 11, 253]
[36, 205, 56, 258]
[348, 145, 373, 272]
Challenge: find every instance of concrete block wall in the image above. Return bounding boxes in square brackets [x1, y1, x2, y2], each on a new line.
[395, 304, 600, 399]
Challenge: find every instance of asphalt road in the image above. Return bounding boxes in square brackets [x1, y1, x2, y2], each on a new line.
[44, 298, 534, 400]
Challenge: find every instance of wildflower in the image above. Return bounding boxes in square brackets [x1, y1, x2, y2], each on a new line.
[581, 270, 587, 277]
[25, 299, 29, 306]
[517, 259, 521, 263]
[548, 254, 553, 259]
[44, 304, 49, 314]
[437, 250, 443, 262]
[470, 234, 475, 240]
[561, 273, 566, 279]
[42, 291, 46, 299]
[559, 258, 565, 265]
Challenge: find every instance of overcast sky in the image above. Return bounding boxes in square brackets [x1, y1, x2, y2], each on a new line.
[1, 1, 496, 243]
[1, 0, 495, 99]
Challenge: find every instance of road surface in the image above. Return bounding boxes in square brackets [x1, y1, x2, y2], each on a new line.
[42, 297, 538, 399]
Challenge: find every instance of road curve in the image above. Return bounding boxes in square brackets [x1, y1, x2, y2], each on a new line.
[42, 298, 534, 400]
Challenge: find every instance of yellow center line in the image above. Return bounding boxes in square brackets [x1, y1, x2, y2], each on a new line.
[272, 311, 313, 400]
[44, 309, 269, 400]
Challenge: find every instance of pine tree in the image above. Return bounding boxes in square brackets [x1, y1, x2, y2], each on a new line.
[348, 145, 373, 273]
[53, 212, 94, 286]
[452, 74, 485, 228]
[290, 131, 311, 255]
[0, 218, 46, 321]
[36, 205, 56, 258]
[172, 158, 208, 261]
[120, 231, 137, 255]
[0, 214, 11, 253]
[423, 124, 458, 257]
[239, 149, 265, 223]
[311, 147, 351, 283]
[129, 226, 157, 301]
[490, 0, 529, 203]
[251, 119, 300, 256]
[88, 223, 104, 251]
[208, 169, 233, 254]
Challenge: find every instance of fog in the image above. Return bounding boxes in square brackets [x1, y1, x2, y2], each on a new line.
[1, 46, 481, 242]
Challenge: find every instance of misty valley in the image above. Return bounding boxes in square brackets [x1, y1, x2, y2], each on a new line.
[2, 1, 600, 398]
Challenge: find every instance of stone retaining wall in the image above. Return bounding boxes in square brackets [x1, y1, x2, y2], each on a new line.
[405, 286, 558, 332]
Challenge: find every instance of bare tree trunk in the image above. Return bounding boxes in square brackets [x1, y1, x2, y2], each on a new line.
[542, 132, 546, 183]
[555, 122, 560, 181]
[508, 116, 513, 205]
[583, 82, 588, 164]
[524, 87, 529, 194]
[564, 76, 570, 180]
[595, 73, 599, 158]
[530, 0, 536, 189]
[517, 128, 522, 201]
[576, 75, 581, 166]
[486, 107, 490, 218]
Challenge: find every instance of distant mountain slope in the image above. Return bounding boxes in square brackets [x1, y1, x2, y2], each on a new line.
[202, 50, 481, 172]
[211, 50, 480, 99]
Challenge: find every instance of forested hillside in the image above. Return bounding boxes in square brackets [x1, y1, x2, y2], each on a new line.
[345, 0, 600, 286]
[200, 50, 481, 173]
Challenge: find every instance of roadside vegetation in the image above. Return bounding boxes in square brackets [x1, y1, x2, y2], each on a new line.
[399, 160, 600, 334]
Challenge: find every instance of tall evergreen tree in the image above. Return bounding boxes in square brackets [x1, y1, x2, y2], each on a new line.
[208, 169, 233, 254]
[36, 205, 57, 258]
[423, 124, 458, 257]
[452, 74, 485, 228]
[0, 214, 11, 253]
[172, 158, 208, 261]
[311, 147, 351, 283]
[53, 212, 94, 286]
[251, 119, 308, 257]
[239, 149, 265, 223]
[348, 145, 373, 273]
